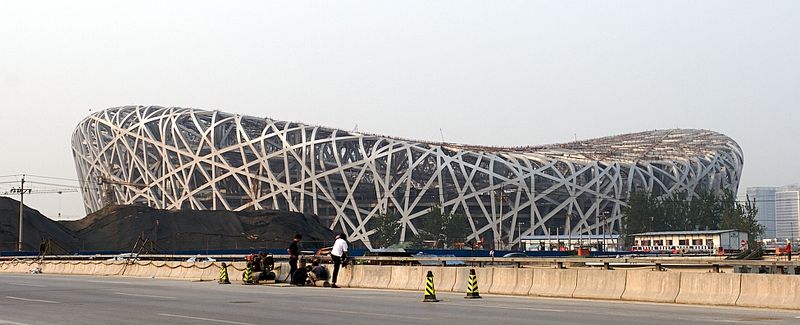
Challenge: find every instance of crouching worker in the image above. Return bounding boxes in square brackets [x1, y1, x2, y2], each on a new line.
[291, 264, 309, 285]
[307, 259, 330, 287]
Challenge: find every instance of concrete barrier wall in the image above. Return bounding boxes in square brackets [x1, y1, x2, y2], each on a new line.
[529, 268, 577, 298]
[196, 263, 213, 280]
[99, 262, 125, 276]
[573, 269, 627, 300]
[388, 266, 413, 290]
[513, 268, 534, 296]
[488, 267, 518, 295]
[435, 267, 459, 292]
[676, 273, 741, 306]
[228, 262, 246, 283]
[621, 271, 680, 303]
[736, 274, 800, 310]
[323, 264, 352, 287]
[350, 265, 391, 289]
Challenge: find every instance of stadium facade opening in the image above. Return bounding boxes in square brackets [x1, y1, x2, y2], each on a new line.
[72, 106, 744, 248]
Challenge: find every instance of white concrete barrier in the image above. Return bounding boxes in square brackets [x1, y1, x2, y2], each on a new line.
[228, 262, 246, 283]
[621, 270, 680, 303]
[488, 267, 519, 295]
[529, 268, 577, 298]
[388, 266, 416, 290]
[99, 262, 125, 276]
[513, 268, 534, 296]
[736, 274, 800, 310]
[436, 267, 459, 292]
[573, 269, 627, 300]
[351, 265, 392, 289]
[324, 264, 352, 287]
[676, 273, 741, 306]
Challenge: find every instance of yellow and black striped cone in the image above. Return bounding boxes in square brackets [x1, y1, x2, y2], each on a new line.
[218, 262, 231, 284]
[242, 264, 254, 285]
[423, 270, 439, 302]
[464, 268, 481, 299]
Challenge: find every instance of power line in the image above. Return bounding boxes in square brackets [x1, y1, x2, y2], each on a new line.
[25, 174, 79, 182]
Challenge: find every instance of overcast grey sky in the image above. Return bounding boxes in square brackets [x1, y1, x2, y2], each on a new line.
[1, 1, 798, 220]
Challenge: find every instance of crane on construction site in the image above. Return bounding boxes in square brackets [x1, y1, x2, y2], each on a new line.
[96, 176, 147, 207]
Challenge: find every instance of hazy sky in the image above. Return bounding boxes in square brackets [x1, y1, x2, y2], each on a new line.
[1, 1, 798, 220]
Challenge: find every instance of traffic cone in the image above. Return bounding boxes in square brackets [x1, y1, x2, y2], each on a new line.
[242, 263, 254, 285]
[218, 262, 231, 284]
[423, 270, 439, 302]
[464, 268, 482, 299]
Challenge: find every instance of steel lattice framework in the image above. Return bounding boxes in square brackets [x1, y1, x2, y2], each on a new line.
[72, 106, 744, 248]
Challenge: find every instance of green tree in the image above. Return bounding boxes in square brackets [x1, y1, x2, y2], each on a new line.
[416, 205, 471, 248]
[622, 191, 660, 235]
[368, 211, 402, 249]
[720, 192, 763, 245]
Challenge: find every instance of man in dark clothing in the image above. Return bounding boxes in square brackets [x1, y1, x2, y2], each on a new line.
[288, 234, 302, 282]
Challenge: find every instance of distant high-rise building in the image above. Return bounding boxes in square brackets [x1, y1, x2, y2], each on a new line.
[747, 187, 778, 239]
[775, 186, 800, 241]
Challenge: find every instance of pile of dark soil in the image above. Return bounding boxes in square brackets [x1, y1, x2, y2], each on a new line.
[0, 197, 79, 253]
[0, 196, 334, 253]
[61, 204, 335, 252]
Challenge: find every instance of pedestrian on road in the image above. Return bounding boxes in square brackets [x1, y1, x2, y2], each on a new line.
[288, 234, 302, 282]
[331, 233, 348, 288]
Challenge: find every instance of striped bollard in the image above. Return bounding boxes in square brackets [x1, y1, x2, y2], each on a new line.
[423, 270, 439, 302]
[464, 268, 482, 299]
[218, 262, 231, 284]
[242, 263, 254, 285]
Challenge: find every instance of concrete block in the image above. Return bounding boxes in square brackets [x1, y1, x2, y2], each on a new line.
[513, 268, 534, 296]
[676, 273, 741, 306]
[327, 264, 352, 287]
[529, 268, 577, 298]
[573, 269, 627, 300]
[489, 267, 519, 295]
[351, 265, 391, 289]
[436, 267, 459, 292]
[388, 266, 425, 290]
[621, 270, 680, 303]
[736, 274, 800, 310]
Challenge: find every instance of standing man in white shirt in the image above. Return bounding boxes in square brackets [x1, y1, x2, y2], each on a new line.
[330, 233, 348, 288]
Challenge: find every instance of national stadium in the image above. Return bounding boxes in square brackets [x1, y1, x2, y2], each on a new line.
[71, 106, 744, 248]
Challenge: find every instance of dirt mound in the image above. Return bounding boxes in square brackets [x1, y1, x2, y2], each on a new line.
[1, 197, 334, 253]
[61, 204, 335, 252]
[0, 196, 79, 253]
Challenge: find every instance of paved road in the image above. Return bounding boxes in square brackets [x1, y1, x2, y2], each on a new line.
[0, 273, 798, 324]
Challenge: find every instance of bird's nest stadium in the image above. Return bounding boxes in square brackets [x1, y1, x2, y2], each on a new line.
[72, 106, 743, 248]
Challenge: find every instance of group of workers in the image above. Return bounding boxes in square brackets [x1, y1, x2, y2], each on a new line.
[286, 232, 349, 288]
[244, 252, 277, 282]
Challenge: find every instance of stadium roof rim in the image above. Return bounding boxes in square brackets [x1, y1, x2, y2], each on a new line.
[85, 105, 742, 163]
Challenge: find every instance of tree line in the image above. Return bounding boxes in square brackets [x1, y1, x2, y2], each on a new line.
[623, 190, 763, 245]
[368, 205, 471, 249]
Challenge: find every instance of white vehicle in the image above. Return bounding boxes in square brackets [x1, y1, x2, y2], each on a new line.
[106, 253, 139, 261]
[186, 255, 216, 263]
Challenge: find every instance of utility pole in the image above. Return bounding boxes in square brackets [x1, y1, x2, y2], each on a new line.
[14, 175, 30, 251]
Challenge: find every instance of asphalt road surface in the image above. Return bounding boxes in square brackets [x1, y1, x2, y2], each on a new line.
[0, 273, 798, 324]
